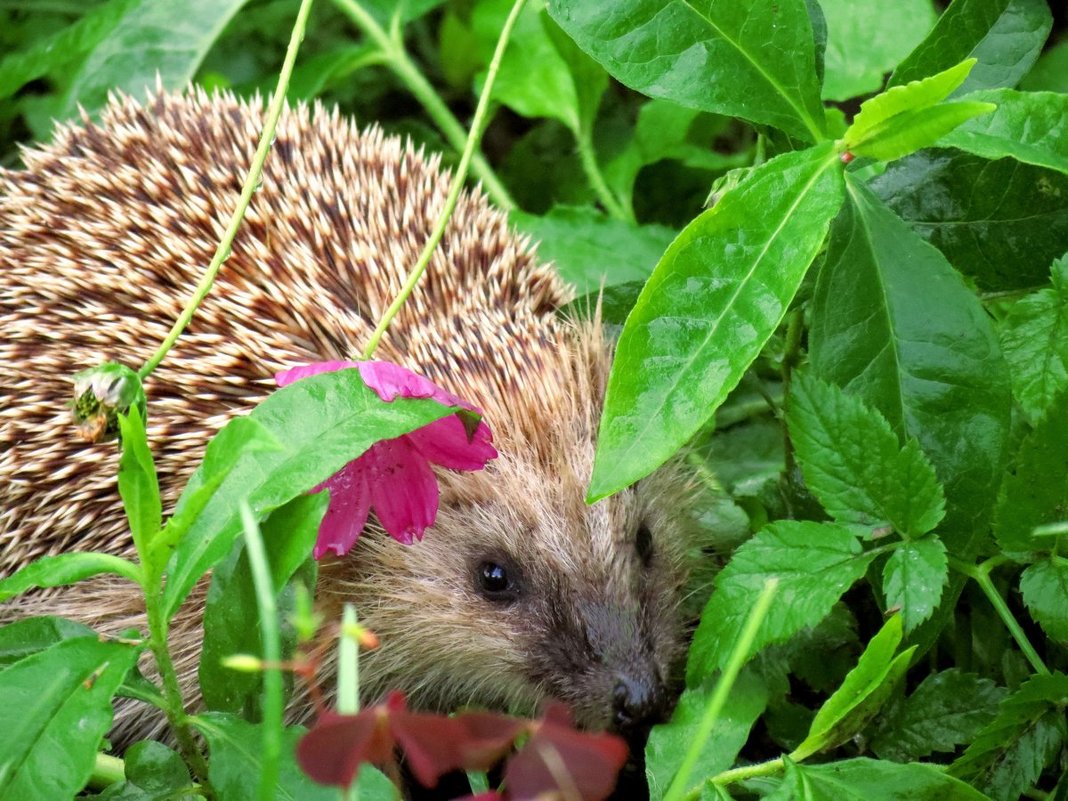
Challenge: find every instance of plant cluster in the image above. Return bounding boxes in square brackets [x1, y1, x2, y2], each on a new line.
[0, 0, 1067, 800]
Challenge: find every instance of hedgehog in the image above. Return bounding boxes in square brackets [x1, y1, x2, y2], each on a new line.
[0, 88, 698, 748]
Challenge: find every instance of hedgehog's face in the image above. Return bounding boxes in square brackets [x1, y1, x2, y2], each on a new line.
[336, 451, 695, 745]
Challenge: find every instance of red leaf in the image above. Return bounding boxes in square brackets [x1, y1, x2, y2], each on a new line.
[505, 716, 628, 801]
[391, 709, 526, 786]
[297, 708, 395, 787]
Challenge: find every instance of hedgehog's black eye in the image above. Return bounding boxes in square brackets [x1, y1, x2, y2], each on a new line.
[476, 560, 519, 603]
[635, 522, 654, 567]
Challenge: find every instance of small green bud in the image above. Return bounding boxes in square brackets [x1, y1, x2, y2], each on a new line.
[71, 361, 146, 442]
[221, 654, 264, 672]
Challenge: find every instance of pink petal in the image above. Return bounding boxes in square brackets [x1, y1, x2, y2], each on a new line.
[366, 438, 439, 545]
[408, 416, 498, 471]
[358, 361, 476, 410]
[275, 360, 361, 387]
[312, 458, 372, 559]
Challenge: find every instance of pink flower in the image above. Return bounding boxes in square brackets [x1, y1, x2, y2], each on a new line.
[275, 360, 497, 557]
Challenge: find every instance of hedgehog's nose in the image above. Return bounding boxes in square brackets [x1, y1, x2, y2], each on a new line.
[612, 673, 668, 739]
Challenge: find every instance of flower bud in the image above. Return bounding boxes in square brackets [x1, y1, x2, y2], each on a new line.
[221, 654, 264, 672]
[71, 361, 146, 442]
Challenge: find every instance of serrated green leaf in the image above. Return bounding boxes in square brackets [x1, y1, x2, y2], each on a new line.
[882, 537, 948, 632]
[1020, 558, 1068, 642]
[589, 143, 844, 501]
[870, 669, 1006, 761]
[162, 369, 458, 621]
[546, 0, 826, 142]
[117, 405, 161, 560]
[0, 552, 141, 602]
[819, 0, 937, 101]
[787, 371, 946, 537]
[774, 757, 991, 800]
[889, 0, 1052, 94]
[646, 670, 767, 801]
[1000, 256, 1068, 420]
[687, 521, 874, 683]
[993, 400, 1068, 552]
[0, 637, 139, 800]
[950, 672, 1068, 801]
[940, 89, 1068, 175]
[873, 150, 1068, 291]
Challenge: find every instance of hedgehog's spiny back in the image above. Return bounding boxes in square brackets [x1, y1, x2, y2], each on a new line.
[0, 89, 575, 570]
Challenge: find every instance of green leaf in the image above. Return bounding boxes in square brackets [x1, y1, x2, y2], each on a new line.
[200, 493, 326, 715]
[1000, 255, 1068, 420]
[787, 371, 946, 537]
[546, 0, 827, 142]
[0, 552, 141, 602]
[882, 537, 948, 632]
[873, 149, 1068, 291]
[590, 143, 844, 501]
[819, 0, 937, 101]
[117, 741, 192, 796]
[792, 615, 912, 760]
[510, 206, 676, 295]
[939, 89, 1068, 175]
[810, 174, 1011, 559]
[1020, 38, 1068, 93]
[646, 670, 767, 800]
[0, 637, 139, 800]
[993, 401, 1068, 552]
[870, 669, 1006, 761]
[1020, 558, 1068, 642]
[117, 405, 161, 559]
[58, 0, 250, 120]
[687, 521, 875, 683]
[0, 616, 96, 669]
[774, 757, 991, 800]
[162, 369, 457, 621]
[194, 713, 389, 801]
[951, 672, 1068, 801]
[562, 280, 647, 326]
[889, 0, 1052, 94]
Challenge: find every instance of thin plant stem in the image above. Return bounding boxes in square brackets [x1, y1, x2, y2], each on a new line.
[137, 0, 316, 380]
[666, 578, 780, 801]
[575, 125, 631, 221]
[331, 0, 514, 210]
[239, 502, 284, 801]
[87, 753, 125, 790]
[710, 756, 786, 788]
[339, 604, 359, 801]
[949, 556, 1050, 676]
[360, 0, 529, 359]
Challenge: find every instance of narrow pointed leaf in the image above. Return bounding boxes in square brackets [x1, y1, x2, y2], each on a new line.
[589, 143, 843, 501]
[780, 758, 992, 800]
[117, 405, 161, 559]
[847, 100, 996, 163]
[0, 552, 141, 602]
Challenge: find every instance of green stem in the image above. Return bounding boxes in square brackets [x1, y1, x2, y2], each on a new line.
[238, 502, 283, 801]
[87, 753, 125, 791]
[711, 756, 786, 788]
[667, 579, 779, 801]
[137, 0, 316, 380]
[339, 604, 359, 801]
[949, 556, 1050, 676]
[331, 0, 515, 210]
[575, 125, 630, 221]
[359, 0, 528, 359]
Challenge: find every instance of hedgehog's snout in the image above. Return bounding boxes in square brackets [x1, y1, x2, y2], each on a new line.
[612, 669, 670, 742]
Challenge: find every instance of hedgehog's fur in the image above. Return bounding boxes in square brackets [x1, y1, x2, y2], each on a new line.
[0, 89, 697, 744]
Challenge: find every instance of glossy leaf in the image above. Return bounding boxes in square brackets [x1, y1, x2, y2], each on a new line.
[819, 0, 936, 101]
[787, 371, 946, 537]
[0, 637, 139, 800]
[1020, 559, 1068, 642]
[882, 537, 948, 632]
[871, 669, 1006, 761]
[590, 143, 843, 501]
[774, 757, 991, 800]
[940, 88, 1068, 175]
[889, 0, 1052, 94]
[873, 149, 1068, 291]
[687, 521, 874, 683]
[161, 369, 457, 620]
[847, 100, 996, 163]
[200, 493, 326, 715]
[97, 741, 194, 799]
[58, 0, 249, 120]
[117, 406, 161, 559]
[546, 0, 826, 142]
[0, 616, 96, 669]
[1000, 255, 1068, 420]
[809, 175, 1011, 559]
[0, 552, 141, 602]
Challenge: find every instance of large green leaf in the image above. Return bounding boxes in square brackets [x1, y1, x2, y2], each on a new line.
[687, 521, 874, 683]
[772, 757, 991, 800]
[58, 0, 250, 120]
[889, 0, 1052, 94]
[809, 175, 1011, 558]
[873, 150, 1068, 291]
[0, 552, 141, 602]
[162, 369, 458, 621]
[940, 89, 1068, 175]
[590, 143, 843, 501]
[818, 0, 936, 101]
[0, 637, 139, 800]
[0, 616, 96, 669]
[546, 0, 826, 142]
